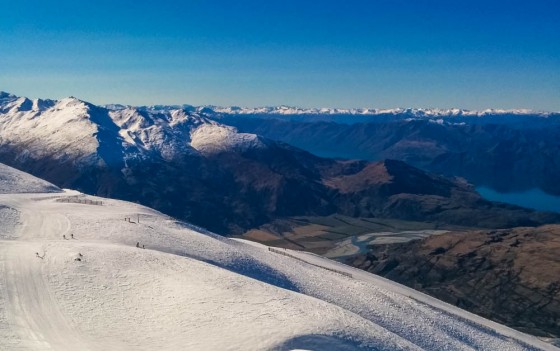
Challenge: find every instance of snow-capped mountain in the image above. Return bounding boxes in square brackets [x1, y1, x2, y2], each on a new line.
[0, 163, 557, 351]
[0, 94, 100, 166]
[0, 91, 266, 167]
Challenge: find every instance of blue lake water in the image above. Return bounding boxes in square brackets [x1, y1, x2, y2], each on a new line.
[476, 187, 560, 213]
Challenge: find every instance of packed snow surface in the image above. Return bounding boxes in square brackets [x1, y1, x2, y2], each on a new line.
[0, 163, 60, 194]
[0, 167, 557, 350]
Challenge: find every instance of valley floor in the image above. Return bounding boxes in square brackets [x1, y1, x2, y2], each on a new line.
[239, 215, 463, 257]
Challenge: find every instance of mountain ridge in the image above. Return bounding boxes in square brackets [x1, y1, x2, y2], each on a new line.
[1, 91, 559, 234]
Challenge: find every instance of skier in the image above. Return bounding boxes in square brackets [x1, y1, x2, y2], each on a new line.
[71, 233, 74, 239]
[136, 242, 140, 248]
[63, 234, 66, 240]
[142, 245, 145, 249]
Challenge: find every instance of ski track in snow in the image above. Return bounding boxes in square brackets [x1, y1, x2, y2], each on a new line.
[0, 189, 557, 351]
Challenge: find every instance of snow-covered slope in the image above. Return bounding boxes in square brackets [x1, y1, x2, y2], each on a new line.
[190, 123, 266, 154]
[0, 166, 556, 350]
[0, 163, 60, 194]
[0, 95, 101, 166]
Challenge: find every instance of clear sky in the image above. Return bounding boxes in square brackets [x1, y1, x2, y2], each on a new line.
[1, 0, 559, 110]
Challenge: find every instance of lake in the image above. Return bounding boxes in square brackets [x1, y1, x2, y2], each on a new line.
[476, 187, 560, 213]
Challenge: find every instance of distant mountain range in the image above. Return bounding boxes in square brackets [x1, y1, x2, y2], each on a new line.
[216, 110, 560, 196]
[104, 97, 560, 197]
[1, 91, 558, 234]
[104, 100, 558, 118]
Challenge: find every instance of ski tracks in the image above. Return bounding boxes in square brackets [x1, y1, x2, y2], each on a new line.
[0, 195, 91, 350]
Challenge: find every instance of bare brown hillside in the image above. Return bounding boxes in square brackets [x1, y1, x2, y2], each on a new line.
[349, 225, 560, 337]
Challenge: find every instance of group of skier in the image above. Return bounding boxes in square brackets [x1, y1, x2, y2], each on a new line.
[34, 224, 146, 259]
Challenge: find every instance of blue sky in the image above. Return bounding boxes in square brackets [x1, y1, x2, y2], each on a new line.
[1, 0, 559, 110]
